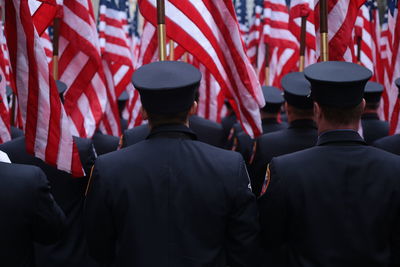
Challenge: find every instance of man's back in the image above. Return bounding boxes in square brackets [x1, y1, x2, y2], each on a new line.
[259, 131, 400, 267]
[250, 119, 317, 196]
[0, 162, 65, 267]
[85, 125, 259, 267]
[361, 113, 389, 145]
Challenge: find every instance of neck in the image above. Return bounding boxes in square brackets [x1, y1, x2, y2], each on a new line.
[261, 112, 278, 120]
[363, 109, 378, 114]
[149, 121, 190, 130]
[318, 123, 359, 135]
[288, 115, 314, 124]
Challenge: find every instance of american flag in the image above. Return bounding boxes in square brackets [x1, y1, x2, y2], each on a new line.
[41, 28, 53, 63]
[0, 21, 11, 144]
[314, 0, 366, 61]
[380, 7, 392, 120]
[353, 1, 381, 82]
[139, 0, 264, 137]
[289, 0, 317, 66]
[389, 0, 400, 134]
[29, 0, 59, 36]
[247, 0, 264, 65]
[235, 0, 249, 43]
[257, 0, 299, 87]
[192, 59, 225, 122]
[58, 0, 108, 138]
[125, 19, 158, 129]
[5, 0, 84, 176]
[98, 0, 134, 136]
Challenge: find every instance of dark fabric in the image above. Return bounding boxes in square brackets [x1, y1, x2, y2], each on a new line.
[0, 137, 98, 267]
[249, 119, 317, 197]
[258, 130, 400, 267]
[262, 118, 287, 134]
[122, 115, 225, 148]
[85, 124, 260, 267]
[361, 113, 389, 145]
[0, 162, 66, 267]
[92, 132, 119, 156]
[221, 114, 237, 140]
[373, 134, 400, 156]
[10, 126, 24, 139]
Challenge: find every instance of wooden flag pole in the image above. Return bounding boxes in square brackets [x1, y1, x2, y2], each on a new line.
[157, 0, 167, 61]
[52, 18, 60, 79]
[320, 0, 329, 62]
[299, 16, 307, 72]
[265, 44, 270, 86]
[169, 39, 174, 60]
[356, 36, 362, 65]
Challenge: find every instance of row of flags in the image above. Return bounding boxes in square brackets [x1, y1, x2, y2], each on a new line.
[0, 0, 399, 175]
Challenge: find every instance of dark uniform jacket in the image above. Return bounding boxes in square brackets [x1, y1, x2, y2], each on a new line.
[85, 124, 259, 267]
[92, 132, 119, 155]
[361, 113, 389, 145]
[258, 130, 400, 267]
[221, 113, 237, 139]
[262, 118, 287, 134]
[10, 126, 24, 139]
[0, 162, 66, 267]
[249, 119, 318, 197]
[0, 137, 98, 267]
[122, 115, 225, 148]
[373, 134, 400, 155]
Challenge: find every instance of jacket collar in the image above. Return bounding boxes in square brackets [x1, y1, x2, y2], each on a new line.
[262, 118, 279, 124]
[147, 124, 197, 140]
[361, 113, 379, 120]
[289, 119, 317, 129]
[317, 130, 366, 146]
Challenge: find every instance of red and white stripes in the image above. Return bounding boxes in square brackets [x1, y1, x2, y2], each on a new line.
[58, 0, 108, 138]
[5, 0, 83, 176]
[314, 0, 365, 61]
[139, 0, 264, 137]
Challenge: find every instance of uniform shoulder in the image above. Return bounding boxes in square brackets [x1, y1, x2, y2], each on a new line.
[373, 134, 400, 147]
[0, 162, 45, 185]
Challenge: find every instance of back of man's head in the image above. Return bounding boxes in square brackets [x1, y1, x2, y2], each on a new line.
[304, 61, 372, 131]
[132, 61, 202, 128]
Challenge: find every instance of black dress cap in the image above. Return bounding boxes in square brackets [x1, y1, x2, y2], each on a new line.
[363, 82, 384, 104]
[132, 61, 202, 114]
[281, 72, 313, 109]
[396, 78, 400, 98]
[56, 80, 67, 95]
[118, 90, 129, 102]
[6, 86, 13, 98]
[261, 86, 284, 113]
[304, 61, 372, 107]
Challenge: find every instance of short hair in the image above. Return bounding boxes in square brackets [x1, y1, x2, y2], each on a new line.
[147, 110, 190, 128]
[365, 102, 379, 111]
[320, 102, 364, 125]
[287, 104, 314, 118]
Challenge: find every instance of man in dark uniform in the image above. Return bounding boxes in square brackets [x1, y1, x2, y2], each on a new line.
[90, 90, 128, 156]
[258, 61, 400, 267]
[361, 81, 389, 144]
[260, 85, 287, 134]
[373, 78, 400, 154]
[85, 61, 259, 267]
[0, 161, 66, 267]
[249, 72, 317, 197]
[121, 107, 225, 148]
[0, 80, 99, 267]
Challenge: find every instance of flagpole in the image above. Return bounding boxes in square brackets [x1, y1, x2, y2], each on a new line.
[157, 0, 167, 61]
[265, 44, 270, 86]
[169, 40, 174, 60]
[299, 16, 307, 72]
[52, 17, 60, 79]
[356, 36, 362, 65]
[320, 0, 329, 62]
